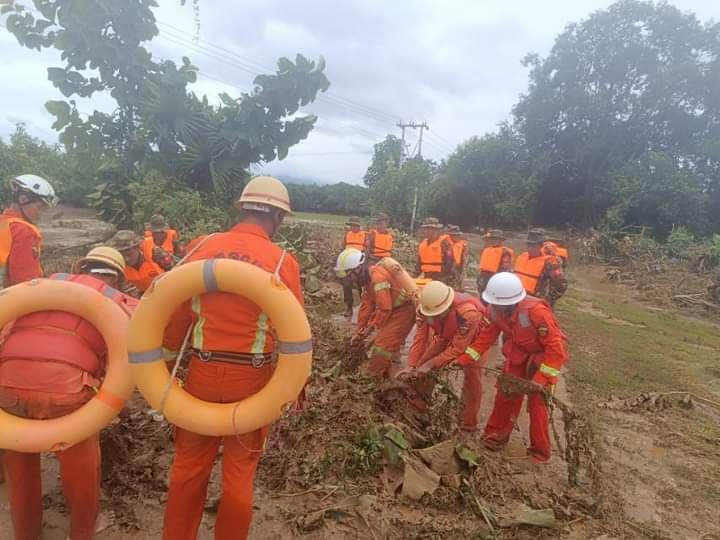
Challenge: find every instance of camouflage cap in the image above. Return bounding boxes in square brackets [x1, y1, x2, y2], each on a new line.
[346, 216, 362, 226]
[149, 214, 169, 233]
[421, 217, 443, 229]
[374, 212, 389, 222]
[486, 229, 505, 240]
[109, 230, 143, 252]
[527, 228, 546, 244]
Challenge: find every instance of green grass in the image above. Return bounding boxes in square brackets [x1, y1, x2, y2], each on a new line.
[558, 290, 720, 402]
[292, 211, 351, 224]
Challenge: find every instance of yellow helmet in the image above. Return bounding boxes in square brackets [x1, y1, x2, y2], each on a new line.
[235, 176, 292, 214]
[77, 246, 126, 274]
[418, 280, 455, 317]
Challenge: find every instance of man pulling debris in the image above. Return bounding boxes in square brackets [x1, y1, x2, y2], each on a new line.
[0, 247, 137, 540]
[397, 281, 488, 432]
[458, 272, 568, 463]
[337, 248, 417, 379]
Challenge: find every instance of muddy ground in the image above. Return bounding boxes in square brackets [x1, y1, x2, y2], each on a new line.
[1, 216, 719, 539]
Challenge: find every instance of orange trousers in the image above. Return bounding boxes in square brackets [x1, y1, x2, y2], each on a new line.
[367, 303, 417, 379]
[163, 357, 274, 540]
[483, 361, 552, 461]
[0, 388, 99, 540]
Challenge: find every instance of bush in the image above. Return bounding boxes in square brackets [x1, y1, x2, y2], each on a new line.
[665, 226, 695, 258]
[128, 172, 230, 239]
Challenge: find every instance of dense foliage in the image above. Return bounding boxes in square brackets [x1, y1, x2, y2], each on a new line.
[2, 0, 719, 240]
[1, 0, 329, 233]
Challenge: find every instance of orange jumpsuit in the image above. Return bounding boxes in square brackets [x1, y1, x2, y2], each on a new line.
[162, 222, 303, 540]
[0, 208, 44, 486]
[0, 273, 136, 540]
[407, 294, 489, 431]
[0, 208, 43, 287]
[357, 263, 416, 378]
[459, 296, 568, 461]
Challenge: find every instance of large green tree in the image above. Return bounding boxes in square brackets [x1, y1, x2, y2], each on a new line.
[2, 0, 330, 199]
[514, 0, 720, 226]
[363, 135, 402, 187]
[428, 125, 537, 228]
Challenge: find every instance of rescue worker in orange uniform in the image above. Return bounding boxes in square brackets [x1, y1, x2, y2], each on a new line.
[458, 272, 568, 463]
[341, 216, 367, 318]
[0, 175, 56, 288]
[397, 281, 489, 432]
[161, 176, 304, 540]
[514, 229, 567, 306]
[366, 212, 394, 265]
[0, 247, 137, 540]
[143, 214, 181, 268]
[109, 230, 164, 294]
[448, 225, 469, 291]
[477, 229, 514, 294]
[336, 248, 416, 379]
[417, 218, 453, 283]
[543, 236, 569, 268]
[0, 174, 57, 485]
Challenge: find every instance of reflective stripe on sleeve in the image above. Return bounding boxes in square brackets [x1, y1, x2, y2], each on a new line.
[464, 346, 481, 361]
[374, 281, 391, 292]
[539, 364, 561, 377]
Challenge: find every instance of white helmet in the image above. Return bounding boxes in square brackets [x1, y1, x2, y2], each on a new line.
[10, 174, 58, 207]
[418, 280, 455, 317]
[335, 248, 365, 278]
[482, 272, 526, 306]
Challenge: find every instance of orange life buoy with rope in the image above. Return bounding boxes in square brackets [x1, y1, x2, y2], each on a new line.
[0, 279, 132, 452]
[127, 259, 313, 437]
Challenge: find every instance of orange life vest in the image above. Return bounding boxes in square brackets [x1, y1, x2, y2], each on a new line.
[452, 240, 468, 266]
[145, 229, 179, 255]
[344, 230, 367, 250]
[125, 258, 163, 292]
[0, 216, 42, 288]
[0, 274, 137, 375]
[418, 238, 444, 273]
[514, 252, 553, 294]
[542, 242, 569, 262]
[369, 230, 393, 258]
[479, 246, 514, 273]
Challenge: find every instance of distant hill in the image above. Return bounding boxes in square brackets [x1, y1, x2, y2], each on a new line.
[278, 175, 330, 186]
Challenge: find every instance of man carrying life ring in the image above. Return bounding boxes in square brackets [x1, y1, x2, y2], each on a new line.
[161, 176, 304, 540]
[0, 246, 137, 540]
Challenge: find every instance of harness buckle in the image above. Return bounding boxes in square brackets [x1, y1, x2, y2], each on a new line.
[198, 350, 212, 362]
[252, 354, 266, 368]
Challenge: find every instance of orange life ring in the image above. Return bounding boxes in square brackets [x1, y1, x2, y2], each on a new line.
[0, 279, 132, 452]
[128, 259, 312, 436]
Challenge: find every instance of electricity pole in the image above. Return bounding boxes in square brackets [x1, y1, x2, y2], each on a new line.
[396, 121, 429, 232]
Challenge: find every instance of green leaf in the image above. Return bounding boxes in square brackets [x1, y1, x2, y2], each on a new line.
[1, 4, 15, 15]
[455, 445, 481, 467]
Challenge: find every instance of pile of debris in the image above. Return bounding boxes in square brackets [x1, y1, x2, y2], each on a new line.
[579, 229, 720, 312]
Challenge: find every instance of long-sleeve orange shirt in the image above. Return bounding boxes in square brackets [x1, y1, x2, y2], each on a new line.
[408, 298, 486, 369]
[462, 298, 567, 385]
[163, 223, 303, 354]
[357, 264, 412, 331]
[0, 209, 43, 286]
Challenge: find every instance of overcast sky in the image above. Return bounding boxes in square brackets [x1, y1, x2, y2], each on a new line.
[1, 0, 718, 184]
